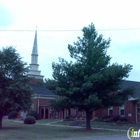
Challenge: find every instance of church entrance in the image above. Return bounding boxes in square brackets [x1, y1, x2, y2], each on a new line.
[40, 108, 44, 119]
[39, 107, 50, 119]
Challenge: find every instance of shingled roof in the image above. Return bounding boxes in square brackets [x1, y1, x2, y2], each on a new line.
[120, 80, 140, 98]
[30, 84, 55, 96]
[30, 80, 140, 98]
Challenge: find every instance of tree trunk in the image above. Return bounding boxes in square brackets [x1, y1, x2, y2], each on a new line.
[85, 110, 91, 130]
[0, 114, 3, 129]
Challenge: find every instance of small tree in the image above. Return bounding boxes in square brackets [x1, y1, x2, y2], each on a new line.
[0, 46, 33, 129]
[45, 23, 134, 129]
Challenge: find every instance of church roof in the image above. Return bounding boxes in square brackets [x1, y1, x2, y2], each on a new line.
[120, 80, 140, 98]
[30, 84, 55, 96]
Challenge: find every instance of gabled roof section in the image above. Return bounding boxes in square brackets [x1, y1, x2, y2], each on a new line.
[120, 80, 140, 98]
[32, 29, 38, 55]
[30, 84, 55, 96]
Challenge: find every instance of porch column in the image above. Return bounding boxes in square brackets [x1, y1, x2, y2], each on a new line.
[43, 107, 45, 119]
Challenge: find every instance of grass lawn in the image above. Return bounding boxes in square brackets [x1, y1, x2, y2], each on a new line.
[0, 119, 125, 140]
[47, 120, 140, 130]
[36, 119, 61, 124]
[90, 121, 140, 130]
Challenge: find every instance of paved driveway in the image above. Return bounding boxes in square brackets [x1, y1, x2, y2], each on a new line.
[64, 135, 140, 140]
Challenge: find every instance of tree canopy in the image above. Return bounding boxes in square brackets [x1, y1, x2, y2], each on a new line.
[0, 47, 33, 129]
[45, 23, 133, 129]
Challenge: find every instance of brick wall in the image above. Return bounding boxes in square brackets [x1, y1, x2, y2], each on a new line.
[92, 101, 137, 123]
[125, 101, 136, 123]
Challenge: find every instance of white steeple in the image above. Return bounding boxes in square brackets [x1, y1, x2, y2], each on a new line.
[27, 28, 44, 80]
[31, 28, 38, 63]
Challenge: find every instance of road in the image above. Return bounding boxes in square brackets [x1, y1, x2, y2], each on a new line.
[64, 135, 140, 140]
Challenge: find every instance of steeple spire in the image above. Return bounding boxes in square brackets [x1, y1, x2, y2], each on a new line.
[27, 27, 44, 80]
[31, 28, 38, 64]
[32, 27, 38, 55]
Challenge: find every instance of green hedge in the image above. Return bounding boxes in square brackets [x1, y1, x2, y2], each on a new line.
[24, 116, 36, 124]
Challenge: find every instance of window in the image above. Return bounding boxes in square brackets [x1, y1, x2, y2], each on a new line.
[120, 105, 124, 116]
[108, 107, 113, 116]
[75, 108, 78, 115]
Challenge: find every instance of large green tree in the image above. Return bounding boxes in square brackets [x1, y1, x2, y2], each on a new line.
[0, 47, 33, 129]
[45, 23, 133, 129]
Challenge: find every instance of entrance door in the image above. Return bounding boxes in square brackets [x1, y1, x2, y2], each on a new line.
[40, 108, 44, 119]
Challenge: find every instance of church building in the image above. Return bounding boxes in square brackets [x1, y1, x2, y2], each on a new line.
[24, 29, 140, 124]
[26, 29, 69, 119]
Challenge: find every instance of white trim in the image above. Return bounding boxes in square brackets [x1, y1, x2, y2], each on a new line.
[108, 106, 113, 115]
[119, 105, 125, 116]
[128, 97, 136, 101]
[33, 96, 55, 99]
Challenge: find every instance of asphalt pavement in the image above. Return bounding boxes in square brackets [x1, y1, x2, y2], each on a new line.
[64, 135, 139, 140]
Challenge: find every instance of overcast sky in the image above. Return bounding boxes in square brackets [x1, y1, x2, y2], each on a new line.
[0, 0, 140, 82]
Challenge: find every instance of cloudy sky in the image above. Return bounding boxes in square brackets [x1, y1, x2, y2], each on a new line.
[0, 0, 140, 81]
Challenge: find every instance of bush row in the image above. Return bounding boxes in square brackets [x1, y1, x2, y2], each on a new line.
[24, 110, 39, 125]
[8, 110, 38, 125]
[96, 115, 127, 122]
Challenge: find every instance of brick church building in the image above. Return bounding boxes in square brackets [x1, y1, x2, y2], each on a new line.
[23, 29, 140, 123]
[24, 29, 73, 120]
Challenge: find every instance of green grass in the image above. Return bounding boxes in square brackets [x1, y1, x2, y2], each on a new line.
[90, 121, 140, 130]
[47, 120, 140, 130]
[36, 119, 61, 124]
[0, 120, 125, 140]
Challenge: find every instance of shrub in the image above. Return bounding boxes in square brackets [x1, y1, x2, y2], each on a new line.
[112, 115, 120, 122]
[97, 117, 103, 122]
[24, 116, 36, 124]
[8, 111, 18, 119]
[65, 116, 70, 120]
[102, 115, 113, 122]
[119, 116, 127, 122]
[26, 110, 39, 120]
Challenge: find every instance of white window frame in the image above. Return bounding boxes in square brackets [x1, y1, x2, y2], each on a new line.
[66, 109, 69, 116]
[119, 105, 125, 116]
[75, 108, 78, 115]
[108, 106, 113, 116]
